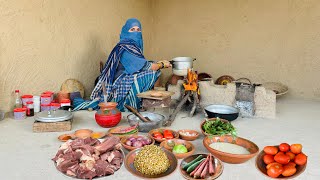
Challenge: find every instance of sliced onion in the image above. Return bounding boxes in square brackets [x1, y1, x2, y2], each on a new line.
[125, 140, 132, 146]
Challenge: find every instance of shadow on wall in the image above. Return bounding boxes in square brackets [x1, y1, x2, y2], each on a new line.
[73, 35, 108, 99]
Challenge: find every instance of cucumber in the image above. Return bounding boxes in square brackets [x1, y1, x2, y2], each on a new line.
[186, 158, 205, 173]
[183, 155, 203, 170]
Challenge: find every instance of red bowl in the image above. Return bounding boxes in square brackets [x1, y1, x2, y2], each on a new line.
[95, 112, 121, 128]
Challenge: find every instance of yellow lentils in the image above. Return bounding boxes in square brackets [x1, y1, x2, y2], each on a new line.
[134, 145, 170, 175]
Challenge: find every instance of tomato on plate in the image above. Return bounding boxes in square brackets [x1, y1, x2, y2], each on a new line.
[279, 143, 290, 152]
[274, 152, 290, 165]
[286, 151, 295, 161]
[153, 132, 163, 139]
[282, 164, 297, 177]
[163, 130, 174, 139]
[294, 153, 307, 165]
[263, 154, 274, 164]
[267, 163, 284, 178]
[290, 144, 302, 154]
[264, 146, 278, 155]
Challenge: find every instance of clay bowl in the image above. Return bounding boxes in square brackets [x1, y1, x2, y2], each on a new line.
[180, 153, 224, 180]
[203, 135, 259, 164]
[120, 135, 155, 151]
[200, 118, 231, 136]
[90, 132, 107, 139]
[160, 139, 195, 159]
[178, 129, 200, 141]
[58, 134, 76, 142]
[148, 128, 179, 143]
[255, 147, 307, 179]
[74, 129, 93, 139]
[125, 147, 178, 179]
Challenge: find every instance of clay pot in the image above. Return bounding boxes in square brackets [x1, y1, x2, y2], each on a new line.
[95, 102, 121, 128]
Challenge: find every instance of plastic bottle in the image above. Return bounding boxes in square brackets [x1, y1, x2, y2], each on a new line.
[14, 90, 22, 108]
[26, 101, 34, 117]
[33, 96, 40, 113]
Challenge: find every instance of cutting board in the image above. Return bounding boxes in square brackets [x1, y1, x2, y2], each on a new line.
[33, 119, 72, 132]
[137, 90, 174, 100]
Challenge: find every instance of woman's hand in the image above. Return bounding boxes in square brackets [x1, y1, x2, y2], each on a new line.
[150, 60, 172, 71]
[161, 60, 172, 68]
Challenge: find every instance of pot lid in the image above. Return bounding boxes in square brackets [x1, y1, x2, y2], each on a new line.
[35, 110, 73, 122]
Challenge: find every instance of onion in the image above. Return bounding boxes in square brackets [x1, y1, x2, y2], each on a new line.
[133, 141, 143, 148]
[131, 139, 137, 143]
[141, 139, 150, 145]
[125, 140, 132, 146]
[127, 137, 135, 141]
[144, 138, 152, 144]
[137, 137, 143, 141]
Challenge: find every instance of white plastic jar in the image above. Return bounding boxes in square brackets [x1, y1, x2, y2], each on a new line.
[33, 96, 40, 113]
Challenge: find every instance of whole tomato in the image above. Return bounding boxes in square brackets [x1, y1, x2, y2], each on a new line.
[263, 154, 274, 164]
[286, 151, 295, 161]
[282, 164, 297, 177]
[274, 152, 290, 165]
[290, 144, 302, 154]
[267, 163, 284, 178]
[286, 162, 297, 167]
[279, 143, 290, 152]
[294, 153, 307, 165]
[266, 162, 282, 170]
[264, 146, 278, 155]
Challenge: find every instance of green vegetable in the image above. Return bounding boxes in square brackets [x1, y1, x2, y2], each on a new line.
[202, 117, 237, 138]
[173, 144, 188, 154]
[113, 129, 138, 135]
[183, 155, 203, 170]
[186, 158, 205, 173]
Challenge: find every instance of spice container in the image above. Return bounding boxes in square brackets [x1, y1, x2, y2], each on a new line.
[41, 104, 51, 112]
[41, 93, 51, 105]
[60, 99, 71, 107]
[43, 91, 54, 101]
[26, 101, 34, 117]
[50, 103, 60, 110]
[33, 96, 40, 113]
[21, 95, 33, 106]
[14, 108, 27, 120]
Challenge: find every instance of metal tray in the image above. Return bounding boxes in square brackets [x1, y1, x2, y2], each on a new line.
[35, 110, 73, 122]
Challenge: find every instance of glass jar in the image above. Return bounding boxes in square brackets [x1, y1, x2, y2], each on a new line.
[26, 101, 34, 117]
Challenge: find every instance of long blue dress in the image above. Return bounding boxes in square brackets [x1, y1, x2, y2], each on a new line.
[90, 18, 160, 111]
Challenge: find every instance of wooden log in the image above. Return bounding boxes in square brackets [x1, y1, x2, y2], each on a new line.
[163, 91, 190, 127]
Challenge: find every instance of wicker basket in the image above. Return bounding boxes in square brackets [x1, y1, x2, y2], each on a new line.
[262, 82, 288, 97]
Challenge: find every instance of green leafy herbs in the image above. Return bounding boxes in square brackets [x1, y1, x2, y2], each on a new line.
[202, 118, 237, 138]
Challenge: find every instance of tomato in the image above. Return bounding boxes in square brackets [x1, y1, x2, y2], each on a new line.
[264, 146, 278, 155]
[266, 162, 282, 170]
[267, 163, 284, 178]
[153, 132, 163, 139]
[282, 164, 297, 177]
[286, 162, 296, 167]
[279, 143, 290, 152]
[290, 144, 302, 154]
[286, 151, 295, 161]
[263, 154, 274, 164]
[163, 130, 174, 139]
[274, 152, 290, 165]
[294, 153, 307, 165]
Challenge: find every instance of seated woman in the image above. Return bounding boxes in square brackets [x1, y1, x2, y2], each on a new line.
[90, 18, 171, 111]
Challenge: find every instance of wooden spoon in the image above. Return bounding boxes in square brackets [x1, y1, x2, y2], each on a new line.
[124, 104, 152, 123]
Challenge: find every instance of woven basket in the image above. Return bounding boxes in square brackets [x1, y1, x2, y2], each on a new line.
[262, 82, 288, 97]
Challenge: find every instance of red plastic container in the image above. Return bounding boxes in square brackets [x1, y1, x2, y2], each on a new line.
[50, 103, 61, 110]
[41, 94, 51, 105]
[95, 102, 121, 128]
[21, 95, 33, 106]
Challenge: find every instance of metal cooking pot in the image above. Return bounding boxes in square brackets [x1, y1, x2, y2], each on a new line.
[170, 57, 196, 70]
[204, 104, 239, 121]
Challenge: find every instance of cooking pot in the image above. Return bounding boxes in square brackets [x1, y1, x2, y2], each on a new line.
[204, 104, 239, 121]
[170, 57, 196, 76]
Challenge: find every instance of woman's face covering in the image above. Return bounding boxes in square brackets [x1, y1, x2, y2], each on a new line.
[120, 18, 143, 51]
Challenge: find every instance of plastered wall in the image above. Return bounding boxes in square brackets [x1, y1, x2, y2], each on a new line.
[1, 0, 320, 112]
[0, 0, 153, 112]
[149, 0, 320, 100]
